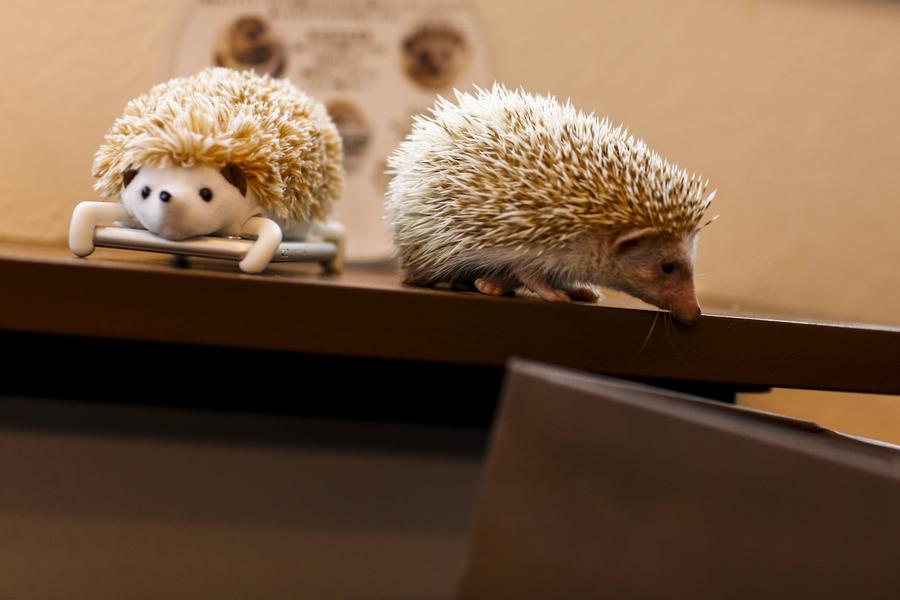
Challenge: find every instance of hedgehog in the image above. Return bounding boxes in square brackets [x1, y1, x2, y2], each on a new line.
[386, 84, 716, 323]
[71, 67, 343, 272]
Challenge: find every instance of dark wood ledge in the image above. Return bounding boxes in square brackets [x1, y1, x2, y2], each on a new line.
[1, 242, 898, 401]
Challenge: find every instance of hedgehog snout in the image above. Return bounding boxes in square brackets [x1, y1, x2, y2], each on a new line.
[672, 302, 702, 325]
[666, 295, 702, 325]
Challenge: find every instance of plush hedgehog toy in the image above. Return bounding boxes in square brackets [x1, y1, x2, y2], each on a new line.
[70, 67, 344, 273]
[386, 85, 716, 323]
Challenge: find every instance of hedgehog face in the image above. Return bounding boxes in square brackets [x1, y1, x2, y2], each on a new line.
[121, 165, 259, 241]
[599, 227, 702, 324]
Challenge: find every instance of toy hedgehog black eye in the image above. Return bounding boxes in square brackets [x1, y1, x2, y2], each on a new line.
[661, 262, 676, 275]
[140, 186, 151, 199]
[199, 188, 213, 202]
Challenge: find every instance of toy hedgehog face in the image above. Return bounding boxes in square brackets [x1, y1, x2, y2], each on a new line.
[121, 164, 259, 241]
[599, 228, 701, 324]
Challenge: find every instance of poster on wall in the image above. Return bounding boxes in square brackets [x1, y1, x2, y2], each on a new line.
[171, 0, 493, 262]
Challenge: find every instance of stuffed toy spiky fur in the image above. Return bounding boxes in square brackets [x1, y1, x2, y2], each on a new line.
[68, 67, 344, 274]
[93, 67, 342, 231]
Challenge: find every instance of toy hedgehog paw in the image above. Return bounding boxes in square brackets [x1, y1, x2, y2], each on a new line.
[474, 277, 512, 296]
[566, 285, 603, 303]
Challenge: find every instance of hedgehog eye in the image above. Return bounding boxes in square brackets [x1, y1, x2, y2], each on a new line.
[199, 188, 213, 202]
[661, 262, 676, 275]
[140, 186, 151, 199]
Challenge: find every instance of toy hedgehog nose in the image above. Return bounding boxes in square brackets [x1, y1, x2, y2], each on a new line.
[159, 190, 172, 203]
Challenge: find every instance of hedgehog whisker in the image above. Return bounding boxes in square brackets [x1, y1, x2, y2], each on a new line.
[663, 312, 678, 359]
[637, 311, 660, 356]
[663, 312, 689, 366]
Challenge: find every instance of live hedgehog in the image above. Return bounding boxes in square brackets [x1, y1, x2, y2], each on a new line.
[386, 84, 716, 323]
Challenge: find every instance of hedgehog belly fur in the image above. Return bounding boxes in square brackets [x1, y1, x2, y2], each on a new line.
[397, 238, 597, 291]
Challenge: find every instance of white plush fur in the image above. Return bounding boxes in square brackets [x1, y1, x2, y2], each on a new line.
[121, 166, 260, 241]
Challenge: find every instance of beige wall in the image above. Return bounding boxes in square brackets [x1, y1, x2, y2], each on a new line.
[1, 0, 898, 439]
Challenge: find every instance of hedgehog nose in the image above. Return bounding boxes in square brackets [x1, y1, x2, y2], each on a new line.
[673, 303, 702, 325]
[159, 190, 172, 203]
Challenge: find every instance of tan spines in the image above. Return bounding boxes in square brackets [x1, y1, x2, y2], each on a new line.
[386, 85, 713, 278]
[92, 67, 343, 223]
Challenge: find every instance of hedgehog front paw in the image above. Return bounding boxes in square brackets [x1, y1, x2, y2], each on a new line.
[533, 287, 572, 303]
[474, 277, 511, 296]
[517, 273, 572, 303]
[565, 285, 603, 303]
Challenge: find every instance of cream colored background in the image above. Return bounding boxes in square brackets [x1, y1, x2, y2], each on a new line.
[1, 0, 898, 439]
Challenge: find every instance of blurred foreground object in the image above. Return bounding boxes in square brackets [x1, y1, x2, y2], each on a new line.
[460, 360, 900, 599]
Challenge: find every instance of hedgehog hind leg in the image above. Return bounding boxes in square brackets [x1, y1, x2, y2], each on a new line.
[474, 275, 518, 297]
[462, 263, 519, 296]
[402, 269, 462, 290]
[515, 270, 577, 303]
[404, 260, 521, 297]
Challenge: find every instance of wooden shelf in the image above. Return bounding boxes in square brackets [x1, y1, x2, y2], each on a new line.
[1, 242, 898, 401]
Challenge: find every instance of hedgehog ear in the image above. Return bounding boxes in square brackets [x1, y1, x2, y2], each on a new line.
[220, 163, 247, 196]
[611, 227, 661, 256]
[122, 169, 139, 189]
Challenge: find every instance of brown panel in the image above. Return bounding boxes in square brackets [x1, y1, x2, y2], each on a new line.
[1, 243, 898, 394]
[459, 360, 900, 599]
